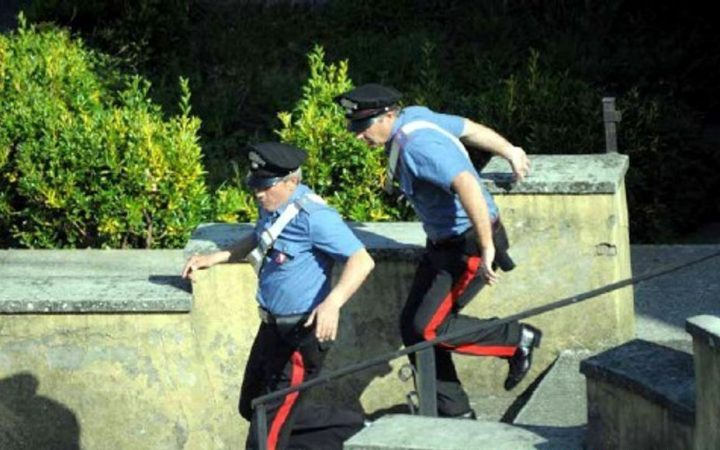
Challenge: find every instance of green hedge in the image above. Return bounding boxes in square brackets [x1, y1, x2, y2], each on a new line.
[276, 46, 410, 222]
[11, 2, 720, 243]
[0, 15, 223, 248]
[24, 0, 720, 242]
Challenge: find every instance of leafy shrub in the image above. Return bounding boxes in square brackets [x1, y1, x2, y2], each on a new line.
[210, 162, 257, 224]
[276, 45, 412, 221]
[21, 1, 720, 242]
[0, 15, 211, 248]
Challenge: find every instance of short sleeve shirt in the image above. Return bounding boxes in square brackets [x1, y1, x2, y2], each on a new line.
[254, 184, 364, 315]
[388, 106, 499, 240]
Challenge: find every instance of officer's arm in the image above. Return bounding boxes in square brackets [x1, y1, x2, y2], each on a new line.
[451, 171, 498, 285]
[323, 248, 374, 310]
[306, 248, 375, 341]
[459, 119, 530, 181]
[225, 233, 258, 263]
[182, 232, 257, 279]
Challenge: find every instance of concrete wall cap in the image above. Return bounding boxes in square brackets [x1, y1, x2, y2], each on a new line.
[686, 315, 720, 349]
[184, 222, 427, 260]
[0, 250, 191, 313]
[579, 339, 695, 425]
[482, 153, 629, 194]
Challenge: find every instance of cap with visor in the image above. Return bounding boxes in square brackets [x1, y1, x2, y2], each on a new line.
[245, 142, 307, 189]
[335, 84, 402, 133]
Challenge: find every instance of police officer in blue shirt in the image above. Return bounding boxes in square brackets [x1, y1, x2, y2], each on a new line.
[182, 142, 375, 449]
[336, 84, 542, 419]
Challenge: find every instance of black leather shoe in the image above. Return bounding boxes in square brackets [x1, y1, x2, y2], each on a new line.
[504, 324, 542, 391]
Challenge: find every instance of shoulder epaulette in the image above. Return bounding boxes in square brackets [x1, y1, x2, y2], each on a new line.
[297, 193, 328, 213]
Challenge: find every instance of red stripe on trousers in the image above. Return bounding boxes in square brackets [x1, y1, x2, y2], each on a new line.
[423, 256, 517, 357]
[452, 343, 517, 356]
[423, 256, 481, 341]
[267, 351, 305, 450]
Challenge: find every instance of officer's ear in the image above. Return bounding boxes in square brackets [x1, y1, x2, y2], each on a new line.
[376, 110, 395, 127]
[285, 170, 302, 186]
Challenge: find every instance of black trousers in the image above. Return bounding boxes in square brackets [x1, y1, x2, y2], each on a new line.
[239, 321, 364, 450]
[400, 224, 522, 416]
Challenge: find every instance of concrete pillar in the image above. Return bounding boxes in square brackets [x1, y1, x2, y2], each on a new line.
[686, 315, 720, 450]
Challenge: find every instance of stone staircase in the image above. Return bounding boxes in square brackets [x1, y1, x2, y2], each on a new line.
[345, 352, 590, 450]
[345, 246, 720, 450]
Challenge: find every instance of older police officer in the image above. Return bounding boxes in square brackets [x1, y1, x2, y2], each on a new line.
[182, 142, 374, 449]
[336, 84, 542, 419]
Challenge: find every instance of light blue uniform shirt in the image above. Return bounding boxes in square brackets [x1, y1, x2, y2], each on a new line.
[388, 106, 499, 241]
[253, 184, 364, 315]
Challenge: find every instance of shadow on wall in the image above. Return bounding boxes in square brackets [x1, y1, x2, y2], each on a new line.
[148, 275, 192, 294]
[516, 424, 587, 450]
[305, 305, 400, 416]
[0, 372, 80, 450]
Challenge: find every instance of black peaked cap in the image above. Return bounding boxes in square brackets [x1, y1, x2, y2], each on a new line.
[335, 84, 402, 120]
[246, 142, 307, 189]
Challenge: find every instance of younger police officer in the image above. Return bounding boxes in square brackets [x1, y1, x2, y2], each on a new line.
[336, 84, 542, 419]
[182, 142, 374, 449]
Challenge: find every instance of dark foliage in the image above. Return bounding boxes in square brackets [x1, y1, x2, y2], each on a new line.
[21, 0, 720, 243]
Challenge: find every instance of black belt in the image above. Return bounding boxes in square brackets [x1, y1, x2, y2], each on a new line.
[430, 220, 501, 248]
[429, 233, 466, 248]
[258, 307, 308, 326]
[428, 220, 515, 272]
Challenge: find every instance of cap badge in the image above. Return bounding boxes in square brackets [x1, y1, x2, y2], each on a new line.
[339, 98, 358, 113]
[249, 151, 265, 169]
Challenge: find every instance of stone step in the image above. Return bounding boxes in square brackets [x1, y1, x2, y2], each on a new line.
[510, 350, 592, 449]
[343, 414, 548, 450]
[579, 339, 695, 449]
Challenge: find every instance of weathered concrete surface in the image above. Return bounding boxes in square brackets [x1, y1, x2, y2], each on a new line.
[580, 339, 695, 450]
[585, 380, 694, 450]
[0, 250, 192, 312]
[0, 276, 191, 312]
[482, 153, 629, 194]
[686, 315, 720, 450]
[633, 245, 720, 342]
[0, 313, 233, 449]
[511, 351, 590, 449]
[0, 251, 240, 449]
[344, 414, 547, 450]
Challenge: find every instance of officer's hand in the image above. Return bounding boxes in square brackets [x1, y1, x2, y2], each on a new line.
[304, 299, 341, 342]
[507, 146, 530, 182]
[480, 245, 498, 285]
[181, 254, 213, 281]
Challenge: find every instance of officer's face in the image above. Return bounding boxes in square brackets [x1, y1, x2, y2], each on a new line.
[355, 112, 394, 147]
[253, 177, 297, 212]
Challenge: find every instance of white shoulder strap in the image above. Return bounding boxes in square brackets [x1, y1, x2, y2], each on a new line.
[384, 120, 470, 193]
[246, 199, 303, 275]
[300, 192, 327, 207]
